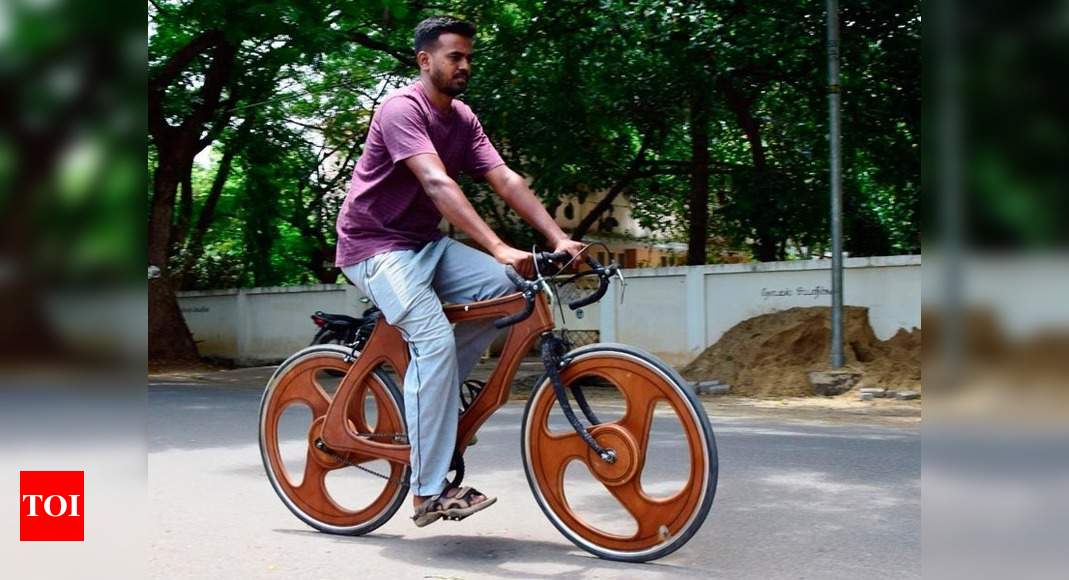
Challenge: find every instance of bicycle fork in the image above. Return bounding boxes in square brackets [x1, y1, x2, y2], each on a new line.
[539, 332, 617, 464]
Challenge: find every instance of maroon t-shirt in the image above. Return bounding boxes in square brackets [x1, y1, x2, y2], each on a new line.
[334, 81, 505, 267]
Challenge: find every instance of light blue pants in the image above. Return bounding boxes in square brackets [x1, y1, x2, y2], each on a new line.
[341, 237, 515, 496]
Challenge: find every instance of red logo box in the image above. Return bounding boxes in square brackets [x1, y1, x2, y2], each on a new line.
[20, 471, 84, 541]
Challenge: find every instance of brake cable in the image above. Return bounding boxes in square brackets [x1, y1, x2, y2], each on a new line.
[529, 245, 619, 464]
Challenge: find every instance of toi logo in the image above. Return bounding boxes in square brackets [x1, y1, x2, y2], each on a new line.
[20, 471, 84, 541]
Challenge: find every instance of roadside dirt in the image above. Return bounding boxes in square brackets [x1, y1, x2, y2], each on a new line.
[706, 395, 921, 426]
[681, 306, 921, 398]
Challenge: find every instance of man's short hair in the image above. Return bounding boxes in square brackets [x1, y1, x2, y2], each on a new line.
[413, 16, 476, 54]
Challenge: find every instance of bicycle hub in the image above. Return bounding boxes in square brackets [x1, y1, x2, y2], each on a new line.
[599, 449, 617, 464]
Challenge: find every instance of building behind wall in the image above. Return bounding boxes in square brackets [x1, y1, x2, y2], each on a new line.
[442, 186, 718, 268]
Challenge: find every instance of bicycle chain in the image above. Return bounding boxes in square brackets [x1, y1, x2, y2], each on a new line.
[313, 437, 409, 486]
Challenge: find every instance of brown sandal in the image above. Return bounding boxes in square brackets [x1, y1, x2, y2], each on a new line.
[412, 494, 445, 527]
[411, 486, 497, 527]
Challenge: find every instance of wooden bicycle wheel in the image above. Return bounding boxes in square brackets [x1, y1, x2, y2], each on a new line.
[521, 344, 718, 562]
[259, 345, 409, 535]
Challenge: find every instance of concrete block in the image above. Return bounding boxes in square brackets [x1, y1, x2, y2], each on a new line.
[699, 384, 731, 396]
[807, 370, 863, 396]
[895, 390, 920, 400]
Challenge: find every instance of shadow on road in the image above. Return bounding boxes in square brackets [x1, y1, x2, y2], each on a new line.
[271, 528, 703, 577]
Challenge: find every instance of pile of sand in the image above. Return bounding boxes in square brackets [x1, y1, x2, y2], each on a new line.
[681, 306, 921, 397]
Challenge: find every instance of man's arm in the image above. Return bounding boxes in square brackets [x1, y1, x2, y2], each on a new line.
[485, 165, 585, 257]
[404, 153, 533, 274]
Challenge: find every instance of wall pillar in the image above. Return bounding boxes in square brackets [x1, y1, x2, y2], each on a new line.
[685, 268, 707, 356]
[599, 278, 618, 343]
[235, 289, 251, 364]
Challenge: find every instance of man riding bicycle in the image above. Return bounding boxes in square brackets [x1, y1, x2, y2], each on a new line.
[335, 16, 584, 527]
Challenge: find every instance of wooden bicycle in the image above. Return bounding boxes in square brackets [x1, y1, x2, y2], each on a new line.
[259, 252, 718, 562]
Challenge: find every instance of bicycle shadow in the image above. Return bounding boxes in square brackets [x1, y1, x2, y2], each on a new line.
[273, 528, 700, 578]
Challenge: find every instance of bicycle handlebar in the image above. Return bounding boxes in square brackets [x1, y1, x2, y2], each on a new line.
[493, 252, 562, 329]
[566, 257, 611, 310]
[503, 265, 528, 289]
[492, 292, 535, 329]
[536, 250, 572, 275]
[493, 251, 616, 329]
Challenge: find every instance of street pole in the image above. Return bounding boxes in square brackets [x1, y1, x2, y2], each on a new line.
[826, 0, 844, 368]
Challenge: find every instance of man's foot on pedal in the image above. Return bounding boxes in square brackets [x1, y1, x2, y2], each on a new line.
[411, 486, 496, 527]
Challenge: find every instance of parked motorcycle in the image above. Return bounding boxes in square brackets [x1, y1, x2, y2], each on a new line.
[310, 301, 380, 351]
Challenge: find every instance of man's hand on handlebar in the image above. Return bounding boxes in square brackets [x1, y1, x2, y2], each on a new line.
[552, 238, 585, 262]
[492, 244, 535, 278]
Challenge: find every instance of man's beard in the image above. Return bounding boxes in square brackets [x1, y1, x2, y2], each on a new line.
[432, 68, 468, 96]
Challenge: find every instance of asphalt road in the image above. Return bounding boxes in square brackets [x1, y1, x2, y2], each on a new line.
[148, 374, 919, 579]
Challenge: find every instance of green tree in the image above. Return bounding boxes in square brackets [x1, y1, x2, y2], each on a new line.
[148, 0, 413, 358]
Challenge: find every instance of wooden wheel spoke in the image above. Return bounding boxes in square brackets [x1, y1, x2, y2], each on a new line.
[605, 478, 690, 540]
[297, 447, 335, 499]
[537, 430, 590, 485]
[599, 367, 662, 452]
[283, 370, 331, 417]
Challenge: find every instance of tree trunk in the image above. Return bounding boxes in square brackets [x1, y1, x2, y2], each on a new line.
[755, 234, 778, 262]
[720, 76, 778, 262]
[687, 88, 711, 265]
[0, 123, 69, 359]
[571, 139, 650, 241]
[175, 140, 239, 288]
[147, 31, 237, 361]
[148, 152, 186, 266]
[174, 163, 193, 254]
[571, 176, 636, 241]
[307, 246, 339, 284]
[148, 152, 201, 360]
[148, 276, 199, 362]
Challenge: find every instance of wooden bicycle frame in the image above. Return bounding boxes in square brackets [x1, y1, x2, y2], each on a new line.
[319, 290, 554, 465]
